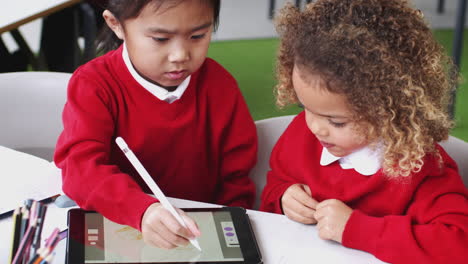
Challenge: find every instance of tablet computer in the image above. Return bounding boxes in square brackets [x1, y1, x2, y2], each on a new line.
[66, 207, 262, 264]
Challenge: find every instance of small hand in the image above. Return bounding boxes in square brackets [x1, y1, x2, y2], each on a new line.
[314, 199, 352, 243]
[141, 203, 201, 249]
[281, 184, 318, 224]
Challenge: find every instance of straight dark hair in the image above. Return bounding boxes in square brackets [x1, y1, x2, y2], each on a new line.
[96, 0, 221, 54]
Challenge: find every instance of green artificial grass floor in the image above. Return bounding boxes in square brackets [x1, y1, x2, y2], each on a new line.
[208, 32, 467, 142]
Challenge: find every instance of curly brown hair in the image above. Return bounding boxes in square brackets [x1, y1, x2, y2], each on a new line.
[275, 0, 458, 177]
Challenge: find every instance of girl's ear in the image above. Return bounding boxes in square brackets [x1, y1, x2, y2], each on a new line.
[103, 10, 125, 40]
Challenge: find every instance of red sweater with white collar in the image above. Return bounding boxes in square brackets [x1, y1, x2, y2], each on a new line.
[260, 112, 468, 264]
[54, 46, 257, 230]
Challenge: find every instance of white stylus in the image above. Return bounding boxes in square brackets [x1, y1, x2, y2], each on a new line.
[115, 137, 202, 251]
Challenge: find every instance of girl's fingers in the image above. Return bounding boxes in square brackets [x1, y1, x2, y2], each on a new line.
[154, 218, 191, 247]
[316, 199, 330, 210]
[316, 198, 340, 210]
[283, 196, 317, 224]
[314, 207, 324, 221]
[290, 184, 318, 209]
[289, 200, 316, 219]
[177, 208, 201, 237]
[281, 184, 321, 224]
[184, 216, 201, 237]
[160, 210, 195, 240]
[303, 184, 312, 196]
[284, 206, 317, 224]
[316, 218, 323, 230]
[284, 192, 317, 219]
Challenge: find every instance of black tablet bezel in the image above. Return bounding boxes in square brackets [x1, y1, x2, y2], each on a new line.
[66, 207, 262, 264]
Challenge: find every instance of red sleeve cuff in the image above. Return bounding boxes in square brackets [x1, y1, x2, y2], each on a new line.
[342, 210, 385, 255]
[123, 192, 159, 231]
[266, 183, 294, 214]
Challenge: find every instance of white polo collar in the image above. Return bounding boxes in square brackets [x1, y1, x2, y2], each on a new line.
[122, 43, 190, 103]
[320, 143, 383, 176]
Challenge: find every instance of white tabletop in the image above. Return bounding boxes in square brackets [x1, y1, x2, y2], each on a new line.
[0, 0, 81, 33]
[0, 197, 385, 264]
[0, 146, 384, 263]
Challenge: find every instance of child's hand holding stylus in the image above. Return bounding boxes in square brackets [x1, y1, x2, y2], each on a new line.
[281, 184, 319, 224]
[116, 137, 202, 250]
[141, 203, 201, 249]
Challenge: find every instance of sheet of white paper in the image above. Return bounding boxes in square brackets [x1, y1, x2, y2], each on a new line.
[246, 210, 388, 264]
[0, 145, 63, 214]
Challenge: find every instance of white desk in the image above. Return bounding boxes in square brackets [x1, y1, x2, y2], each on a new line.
[0, 0, 82, 34]
[0, 197, 385, 264]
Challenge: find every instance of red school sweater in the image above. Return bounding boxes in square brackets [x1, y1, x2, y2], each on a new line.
[54, 46, 257, 230]
[260, 112, 468, 264]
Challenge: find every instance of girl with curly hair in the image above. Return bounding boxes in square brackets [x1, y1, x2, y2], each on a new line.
[260, 0, 468, 263]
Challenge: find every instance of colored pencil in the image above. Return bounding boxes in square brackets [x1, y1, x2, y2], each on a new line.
[8, 207, 22, 264]
[11, 219, 37, 264]
[27, 247, 46, 264]
[30, 203, 47, 260]
[27, 248, 44, 264]
[44, 228, 59, 247]
[23, 201, 39, 263]
[18, 207, 29, 244]
[40, 253, 54, 264]
[7, 199, 63, 264]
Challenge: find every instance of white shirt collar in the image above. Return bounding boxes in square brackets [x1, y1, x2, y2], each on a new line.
[122, 43, 190, 103]
[320, 143, 383, 176]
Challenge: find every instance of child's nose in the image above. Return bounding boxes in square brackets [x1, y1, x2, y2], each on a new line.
[168, 43, 190, 63]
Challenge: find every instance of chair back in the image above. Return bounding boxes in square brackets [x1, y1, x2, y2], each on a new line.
[250, 115, 296, 209]
[0, 71, 71, 161]
[439, 136, 468, 188]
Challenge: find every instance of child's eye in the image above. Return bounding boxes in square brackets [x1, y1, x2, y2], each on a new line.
[153, 37, 169, 42]
[191, 34, 206, 40]
[329, 120, 346, 128]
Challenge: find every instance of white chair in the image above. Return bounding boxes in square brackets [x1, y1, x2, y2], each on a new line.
[0, 71, 71, 161]
[250, 115, 296, 209]
[250, 115, 468, 209]
[439, 136, 468, 187]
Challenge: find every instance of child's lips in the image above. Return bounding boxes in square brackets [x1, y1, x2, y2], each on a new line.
[320, 141, 335, 148]
[166, 70, 186, 80]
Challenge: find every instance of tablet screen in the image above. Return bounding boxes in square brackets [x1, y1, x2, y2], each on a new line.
[83, 211, 244, 263]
